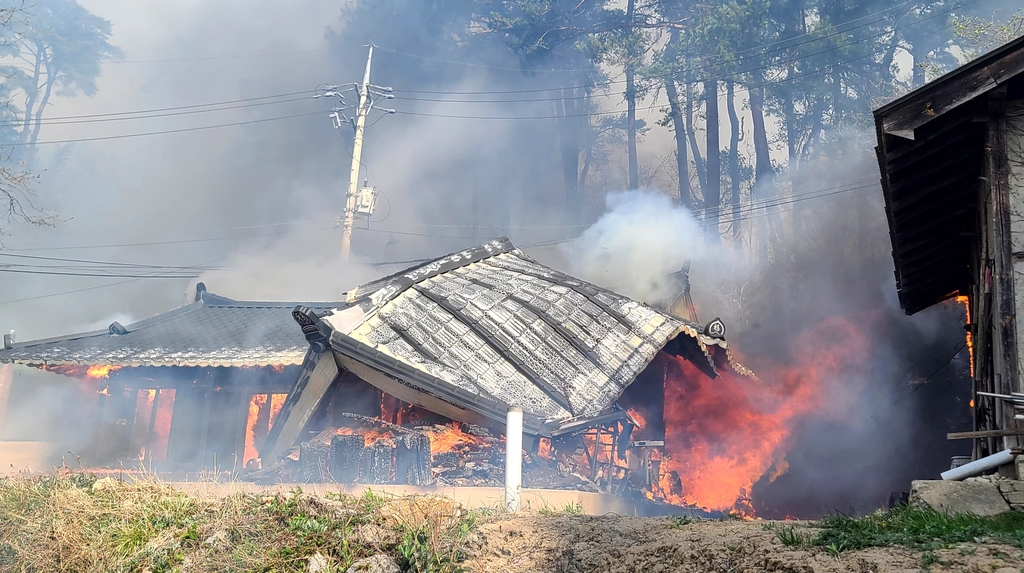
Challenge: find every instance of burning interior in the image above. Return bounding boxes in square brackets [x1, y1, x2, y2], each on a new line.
[0, 238, 759, 512]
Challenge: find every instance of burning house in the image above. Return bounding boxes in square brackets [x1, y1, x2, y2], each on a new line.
[873, 34, 1024, 464]
[0, 285, 344, 474]
[258, 238, 753, 506]
[0, 237, 751, 509]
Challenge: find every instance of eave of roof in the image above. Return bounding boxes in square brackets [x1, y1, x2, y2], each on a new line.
[0, 291, 340, 368]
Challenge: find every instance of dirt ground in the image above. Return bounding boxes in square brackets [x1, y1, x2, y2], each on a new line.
[462, 513, 1024, 573]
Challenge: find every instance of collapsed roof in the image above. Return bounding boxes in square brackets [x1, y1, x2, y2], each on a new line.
[294, 237, 751, 436]
[0, 287, 338, 368]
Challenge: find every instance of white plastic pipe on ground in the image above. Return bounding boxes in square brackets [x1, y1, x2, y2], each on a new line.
[940, 449, 1015, 481]
[504, 407, 523, 512]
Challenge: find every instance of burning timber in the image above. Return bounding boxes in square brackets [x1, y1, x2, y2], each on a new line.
[0, 237, 753, 511]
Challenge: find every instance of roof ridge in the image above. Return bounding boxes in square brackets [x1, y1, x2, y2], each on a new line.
[343, 237, 517, 306]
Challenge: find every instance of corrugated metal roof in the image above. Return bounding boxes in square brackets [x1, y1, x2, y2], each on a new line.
[0, 291, 339, 368]
[319, 238, 748, 431]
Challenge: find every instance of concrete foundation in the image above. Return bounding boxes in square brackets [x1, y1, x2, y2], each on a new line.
[168, 482, 701, 517]
[911, 479, 1024, 516]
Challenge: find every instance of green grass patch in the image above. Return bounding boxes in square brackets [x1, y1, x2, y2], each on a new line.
[776, 505, 1024, 554]
[0, 473, 476, 573]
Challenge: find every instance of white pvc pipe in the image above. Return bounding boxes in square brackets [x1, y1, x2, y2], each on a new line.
[504, 407, 523, 512]
[941, 448, 1015, 481]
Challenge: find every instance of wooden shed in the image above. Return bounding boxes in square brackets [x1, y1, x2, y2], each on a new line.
[873, 34, 1024, 459]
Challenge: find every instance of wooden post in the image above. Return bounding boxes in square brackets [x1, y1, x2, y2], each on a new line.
[196, 371, 215, 466]
[607, 424, 619, 493]
[988, 100, 1021, 450]
[0, 364, 13, 437]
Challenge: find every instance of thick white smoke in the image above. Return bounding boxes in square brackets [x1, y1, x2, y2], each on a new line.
[561, 189, 750, 317]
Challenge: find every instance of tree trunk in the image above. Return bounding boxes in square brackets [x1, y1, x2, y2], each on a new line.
[704, 79, 721, 243]
[684, 83, 707, 199]
[26, 55, 55, 170]
[749, 84, 774, 264]
[726, 79, 742, 250]
[665, 78, 691, 211]
[20, 45, 42, 146]
[783, 65, 798, 167]
[625, 0, 638, 190]
[556, 86, 581, 222]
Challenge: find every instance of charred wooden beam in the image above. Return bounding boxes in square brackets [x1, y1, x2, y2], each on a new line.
[396, 433, 432, 485]
[363, 442, 396, 484]
[331, 434, 365, 484]
[300, 441, 331, 482]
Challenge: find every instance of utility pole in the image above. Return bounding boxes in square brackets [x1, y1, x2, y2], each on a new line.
[317, 45, 393, 262]
[341, 46, 374, 261]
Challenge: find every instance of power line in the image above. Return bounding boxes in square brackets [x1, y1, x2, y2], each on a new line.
[0, 90, 313, 124]
[92, 48, 329, 65]
[0, 96, 314, 128]
[1, 227, 333, 252]
[0, 256, 233, 305]
[0, 268, 202, 278]
[0, 251, 225, 270]
[9, 111, 325, 146]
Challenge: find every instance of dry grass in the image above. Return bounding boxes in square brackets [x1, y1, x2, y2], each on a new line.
[0, 472, 476, 573]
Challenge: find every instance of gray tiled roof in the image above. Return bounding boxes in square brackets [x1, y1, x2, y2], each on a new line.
[320, 238, 750, 431]
[0, 291, 339, 368]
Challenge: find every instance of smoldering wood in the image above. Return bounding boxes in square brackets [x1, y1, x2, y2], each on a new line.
[330, 434, 365, 483]
[300, 441, 331, 482]
[362, 442, 396, 484]
[395, 433, 431, 485]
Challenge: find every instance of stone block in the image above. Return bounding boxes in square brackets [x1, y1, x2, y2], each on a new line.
[1017, 455, 1024, 480]
[998, 480, 1024, 493]
[1003, 491, 1024, 505]
[909, 480, 1011, 517]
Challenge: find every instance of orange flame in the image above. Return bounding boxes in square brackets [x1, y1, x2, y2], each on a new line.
[43, 364, 121, 379]
[87, 364, 119, 379]
[537, 437, 553, 459]
[243, 393, 288, 466]
[332, 426, 398, 447]
[129, 389, 175, 461]
[955, 296, 974, 378]
[657, 317, 863, 513]
[425, 422, 491, 455]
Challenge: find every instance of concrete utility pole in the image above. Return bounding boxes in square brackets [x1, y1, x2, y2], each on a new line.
[341, 46, 374, 262]
[317, 45, 393, 262]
